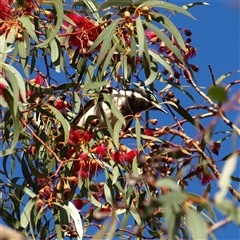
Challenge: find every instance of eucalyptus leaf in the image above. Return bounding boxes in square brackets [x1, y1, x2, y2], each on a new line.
[18, 16, 38, 43]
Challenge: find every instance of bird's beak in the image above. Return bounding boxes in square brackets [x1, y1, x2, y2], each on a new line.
[151, 102, 168, 114]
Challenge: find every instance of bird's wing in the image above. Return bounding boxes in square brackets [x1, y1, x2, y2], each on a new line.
[71, 89, 109, 128]
[71, 98, 97, 127]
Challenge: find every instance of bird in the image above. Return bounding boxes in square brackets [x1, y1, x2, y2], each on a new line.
[71, 87, 167, 131]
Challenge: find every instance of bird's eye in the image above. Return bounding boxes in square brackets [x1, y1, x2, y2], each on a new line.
[146, 89, 158, 102]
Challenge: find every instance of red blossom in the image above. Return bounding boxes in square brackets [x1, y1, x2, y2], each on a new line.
[37, 178, 46, 185]
[90, 159, 101, 173]
[73, 199, 84, 210]
[36, 201, 43, 212]
[77, 168, 89, 179]
[80, 152, 88, 161]
[35, 75, 44, 85]
[0, 82, 7, 102]
[111, 151, 125, 164]
[145, 129, 154, 136]
[201, 174, 214, 186]
[183, 46, 197, 60]
[65, 13, 102, 51]
[54, 99, 69, 111]
[29, 145, 36, 155]
[68, 128, 84, 145]
[96, 145, 107, 157]
[66, 147, 76, 158]
[26, 90, 35, 99]
[125, 150, 138, 163]
[100, 205, 111, 213]
[44, 187, 51, 199]
[0, 0, 13, 20]
[84, 130, 94, 142]
[145, 30, 158, 40]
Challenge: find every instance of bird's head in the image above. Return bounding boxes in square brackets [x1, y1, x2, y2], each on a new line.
[128, 87, 167, 114]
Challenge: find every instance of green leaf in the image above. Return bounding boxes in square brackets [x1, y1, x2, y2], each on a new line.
[36, 0, 63, 48]
[148, 49, 173, 76]
[83, 0, 102, 22]
[215, 153, 238, 203]
[48, 105, 70, 144]
[20, 197, 37, 228]
[53, 202, 83, 240]
[164, 203, 182, 240]
[9, 182, 37, 198]
[83, 81, 108, 91]
[130, 202, 142, 225]
[102, 93, 126, 126]
[55, 82, 78, 90]
[215, 70, 240, 85]
[50, 37, 60, 72]
[18, 16, 38, 43]
[17, 39, 28, 75]
[0, 35, 14, 66]
[158, 192, 188, 205]
[98, 0, 131, 11]
[104, 183, 113, 205]
[144, 21, 183, 62]
[96, 19, 122, 66]
[188, 193, 216, 221]
[22, 156, 35, 188]
[155, 177, 181, 191]
[112, 164, 120, 185]
[1, 90, 20, 156]
[135, 118, 142, 150]
[208, 86, 228, 103]
[187, 208, 208, 240]
[6, 28, 17, 44]
[136, 17, 145, 57]
[102, 41, 118, 75]
[138, 0, 195, 18]
[113, 119, 123, 148]
[2, 62, 26, 104]
[143, 60, 159, 86]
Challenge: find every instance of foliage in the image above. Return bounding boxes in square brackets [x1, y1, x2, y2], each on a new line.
[0, 0, 239, 239]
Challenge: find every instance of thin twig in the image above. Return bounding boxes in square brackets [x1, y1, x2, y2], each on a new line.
[207, 217, 232, 234]
[208, 64, 216, 86]
[20, 118, 61, 163]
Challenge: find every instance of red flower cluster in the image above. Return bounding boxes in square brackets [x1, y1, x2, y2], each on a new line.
[111, 149, 138, 164]
[65, 13, 101, 52]
[68, 128, 93, 145]
[183, 45, 197, 60]
[195, 166, 215, 186]
[145, 128, 154, 136]
[96, 144, 108, 157]
[145, 30, 159, 44]
[73, 199, 84, 210]
[0, 0, 13, 20]
[75, 152, 102, 179]
[201, 174, 215, 186]
[54, 99, 70, 113]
